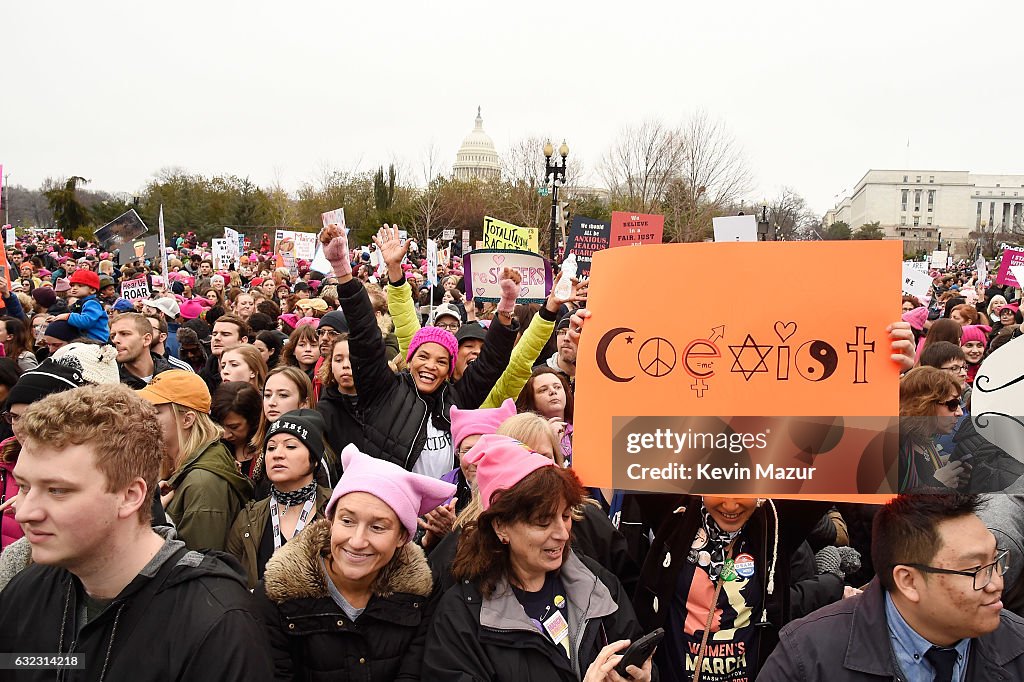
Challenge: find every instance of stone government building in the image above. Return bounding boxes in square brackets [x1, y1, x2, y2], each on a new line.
[826, 170, 1024, 256]
[452, 107, 501, 182]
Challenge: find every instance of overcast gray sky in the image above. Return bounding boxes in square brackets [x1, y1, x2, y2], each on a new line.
[5, 0, 1024, 214]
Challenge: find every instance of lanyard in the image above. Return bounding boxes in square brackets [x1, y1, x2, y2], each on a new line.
[269, 495, 315, 549]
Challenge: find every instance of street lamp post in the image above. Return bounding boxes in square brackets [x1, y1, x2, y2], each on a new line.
[542, 140, 569, 263]
[757, 201, 771, 241]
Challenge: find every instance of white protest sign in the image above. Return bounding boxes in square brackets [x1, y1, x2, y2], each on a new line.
[224, 227, 242, 265]
[441, 228, 456, 241]
[930, 250, 948, 268]
[121, 279, 150, 301]
[321, 207, 345, 230]
[311, 246, 334, 277]
[463, 249, 553, 304]
[427, 239, 439, 287]
[712, 215, 758, 242]
[1011, 266, 1024, 291]
[901, 263, 933, 299]
[212, 238, 232, 271]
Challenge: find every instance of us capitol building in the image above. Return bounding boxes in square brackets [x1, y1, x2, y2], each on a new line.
[452, 107, 501, 181]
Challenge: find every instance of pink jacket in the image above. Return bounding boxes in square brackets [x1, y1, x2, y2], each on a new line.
[1, 437, 23, 550]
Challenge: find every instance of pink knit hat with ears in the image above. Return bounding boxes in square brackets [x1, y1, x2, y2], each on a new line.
[450, 398, 518, 450]
[406, 326, 458, 370]
[326, 445, 457, 537]
[463, 434, 555, 510]
[902, 306, 928, 332]
[960, 324, 991, 347]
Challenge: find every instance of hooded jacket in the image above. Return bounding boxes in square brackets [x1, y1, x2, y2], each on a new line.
[225, 485, 332, 589]
[0, 531, 274, 682]
[759, 578, 1024, 681]
[165, 440, 254, 552]
[117, 352, 175, 389]
[67, 294, 109, 343]
[338, 278, 515, 470]
[252, 518, 437, 681]
[423, 550, 648, 682]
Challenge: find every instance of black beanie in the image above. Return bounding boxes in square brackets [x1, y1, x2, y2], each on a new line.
[6, 359, 87, 407]
[264, 408, 325, 470]
[319, 310, 349, 333]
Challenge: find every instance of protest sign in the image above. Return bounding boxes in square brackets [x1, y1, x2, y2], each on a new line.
[566, 216, 611, 278]
[441, 228, 456, 241]
[121, 279, 151, 301]
[610, 211, 664, 247]
[212, 238, 232, 271]
[224, 227, 242, 265]
[158, 206, 169, 281]
[4, 226, 14, 248]
[904, 260, 930, 271]
[427, 239, 439, 287]
[996, 248, 1024, 287]
[462, 229, 471, 256]
[712, 215, 758, 242]
[573, 240, 902, 501]
[930, 250, 948, 269]
[94, 209, 148, 249]
[321, 207, 345, 230]
[463, 249, 552, 304]
[901, 263, 933, 299]
[275, 229, 318, 276]
[483, 216, 539, 253]
[977, 255, 988, 287]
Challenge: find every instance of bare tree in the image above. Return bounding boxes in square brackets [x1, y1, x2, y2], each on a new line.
[678, 110, 753, 213]
[409, 143, 452, 244]
[599, 120, 686, 213]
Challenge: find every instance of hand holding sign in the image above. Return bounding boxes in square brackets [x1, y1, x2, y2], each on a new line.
[497, 267, 522, 315]
[318, 222, 351, 277]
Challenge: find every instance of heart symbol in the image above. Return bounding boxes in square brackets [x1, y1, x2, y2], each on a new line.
[774, 321, 797, 342]
[475, 287, 485, 296]
[520, 287, 530, 297]
[493, 255, 506, 266]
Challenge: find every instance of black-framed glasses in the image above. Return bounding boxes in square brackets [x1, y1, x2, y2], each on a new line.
[899, 548, 1009, 590]
[936, 398, 961, 411]
[1, 411, 22, 425]
[435, 322, 460, 332]
[941, 364, 968, 374]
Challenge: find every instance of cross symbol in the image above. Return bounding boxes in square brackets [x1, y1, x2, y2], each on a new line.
[691, 378, 710, 398]
[846, 326, 875, 385]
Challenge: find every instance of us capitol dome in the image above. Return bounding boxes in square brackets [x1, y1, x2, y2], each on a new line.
[453, 107, 501, 181]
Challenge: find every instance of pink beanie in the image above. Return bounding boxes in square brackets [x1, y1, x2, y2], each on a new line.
[960, 324, 991, 347]
[407, 326, 458, 369]
[902, 306, 928, 332]
[463, 434, 555, 510]
[450, 398, 518, 450]
[279, 313, 300, 329]
[326, 445, 456, 537]
[177, 299, 205, 320]
[296, 316, 320, 329]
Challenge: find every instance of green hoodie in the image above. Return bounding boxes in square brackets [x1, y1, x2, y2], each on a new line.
[165, 440, 254, 552]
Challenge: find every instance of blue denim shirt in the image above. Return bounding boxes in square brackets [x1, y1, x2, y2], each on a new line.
[886, 591, 970, 681]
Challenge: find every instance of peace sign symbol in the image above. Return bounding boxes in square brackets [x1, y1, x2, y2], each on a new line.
[637, 337, 676, 378]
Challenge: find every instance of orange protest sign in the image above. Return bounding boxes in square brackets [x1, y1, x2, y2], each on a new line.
[572, 241, 902, 502]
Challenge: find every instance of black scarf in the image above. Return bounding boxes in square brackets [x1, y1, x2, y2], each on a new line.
[689, 504, 741, 580]
[270, 480, 316, 507]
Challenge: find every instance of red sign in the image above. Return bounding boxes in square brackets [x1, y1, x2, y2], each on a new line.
[610, 211, 664, 247]
[995, 248, 1024, 287]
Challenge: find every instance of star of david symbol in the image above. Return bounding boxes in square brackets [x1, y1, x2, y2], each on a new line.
[728, 334, 772, 381]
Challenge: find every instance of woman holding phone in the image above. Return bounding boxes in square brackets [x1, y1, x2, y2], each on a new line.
[423, 434, 654, 682]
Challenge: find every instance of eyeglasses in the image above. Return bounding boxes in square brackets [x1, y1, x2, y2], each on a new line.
[936, 398, 962, 411]
[899, 549, 1010, 590]
[1, 411, 22, 425]
[317, 328, 339, 338]
[941, 364, 968, 374]
[435, 322, 460, 332]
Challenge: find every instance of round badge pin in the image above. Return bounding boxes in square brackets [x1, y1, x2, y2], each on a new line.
[553, 595, 565, 609]
[691, 527, 708, 550]
[697, 551, 711, 567]
[734, 553, 756, 579]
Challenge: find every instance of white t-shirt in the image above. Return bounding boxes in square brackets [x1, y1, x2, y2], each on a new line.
[413, 419, 453, 479]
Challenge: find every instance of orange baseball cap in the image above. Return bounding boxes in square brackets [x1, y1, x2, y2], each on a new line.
[137, 370, 211, 413]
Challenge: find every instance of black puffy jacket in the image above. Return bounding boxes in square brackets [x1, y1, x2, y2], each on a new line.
[315, 385, 366, 456]
[337, 278, 516, 470]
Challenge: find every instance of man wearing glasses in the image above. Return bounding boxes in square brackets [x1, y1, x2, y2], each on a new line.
[760, 492, 1024, 681]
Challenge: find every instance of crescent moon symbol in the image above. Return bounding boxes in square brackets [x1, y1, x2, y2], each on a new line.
[596, 327, 635, 383]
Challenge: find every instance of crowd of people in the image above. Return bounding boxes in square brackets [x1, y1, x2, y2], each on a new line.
[0, 224, 1021, 681]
